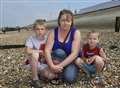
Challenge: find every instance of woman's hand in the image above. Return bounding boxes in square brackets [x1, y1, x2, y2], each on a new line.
[50, 64, 63, 73]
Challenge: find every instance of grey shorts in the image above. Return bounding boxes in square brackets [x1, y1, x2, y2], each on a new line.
[23, 62, 48, 71]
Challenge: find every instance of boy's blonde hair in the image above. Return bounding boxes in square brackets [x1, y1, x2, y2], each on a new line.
[87, 30, 100, 39]
[33, 20, 47, 29]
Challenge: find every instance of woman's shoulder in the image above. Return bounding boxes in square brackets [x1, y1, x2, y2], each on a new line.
[71, 26, 81, 40]
[73, 29, 81, 37]
[75, 29, 80, 34]
[71, 26, 80, 33]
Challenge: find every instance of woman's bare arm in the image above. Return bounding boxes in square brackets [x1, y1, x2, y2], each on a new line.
[59, 30, 81, 68]
[45, 31, 54, 67]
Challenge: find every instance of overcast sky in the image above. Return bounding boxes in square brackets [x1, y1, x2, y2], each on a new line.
[0, 0, 111, 27]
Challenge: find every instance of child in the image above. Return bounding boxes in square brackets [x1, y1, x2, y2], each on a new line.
[75, 31, 109, 77]
[24, 20, 56, 88]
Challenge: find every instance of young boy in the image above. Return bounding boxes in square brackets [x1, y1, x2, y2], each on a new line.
[24, 20, 56, 88]
[75, 31, 109, 77]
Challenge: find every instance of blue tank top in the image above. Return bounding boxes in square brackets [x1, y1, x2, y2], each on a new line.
[52, 27, 76, 56]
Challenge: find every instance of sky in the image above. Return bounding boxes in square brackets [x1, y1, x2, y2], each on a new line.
[0, 0, 111, 27]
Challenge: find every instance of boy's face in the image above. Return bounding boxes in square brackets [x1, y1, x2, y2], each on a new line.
[34, 25, 47, 37]
[87, 33, 99, 48]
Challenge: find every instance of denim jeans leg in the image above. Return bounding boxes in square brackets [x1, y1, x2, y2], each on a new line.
[63, 64, 79, 84]
[83, 64, 96, 75]
[52, 49, 67, 61]
[52, 49, 79, 83]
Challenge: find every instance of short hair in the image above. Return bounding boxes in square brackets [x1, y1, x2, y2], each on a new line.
[33, 20, 47, 29]
[58, 9, 74, 27]
[87, 30, 100, 39]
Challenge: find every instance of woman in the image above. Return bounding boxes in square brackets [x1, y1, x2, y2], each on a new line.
[45, 9, 81, 83]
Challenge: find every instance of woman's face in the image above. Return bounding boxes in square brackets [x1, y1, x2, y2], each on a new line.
[59, 14, 72, 31]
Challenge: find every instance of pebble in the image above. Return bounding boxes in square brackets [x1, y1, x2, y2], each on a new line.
[0, 32, 120, 88]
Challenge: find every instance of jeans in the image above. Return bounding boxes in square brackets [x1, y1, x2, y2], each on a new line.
[52, 49, 79, 84]
[83, 64, 96, 75]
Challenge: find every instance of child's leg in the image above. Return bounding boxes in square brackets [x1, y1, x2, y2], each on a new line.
[75, 57, 96, 76]
[31, 52, 39, 80]
[94, 55, 105, 73]
[39, 67, 57, 80]
[75, 57, 84, 68]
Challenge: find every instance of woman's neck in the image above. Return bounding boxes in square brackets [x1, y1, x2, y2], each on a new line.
[59, 27, 70, 34]
[58, 27, 70, 42]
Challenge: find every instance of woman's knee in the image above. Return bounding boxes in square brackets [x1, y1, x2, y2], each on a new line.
[63, 64, 78, 83]
[52, 49, 67, 61]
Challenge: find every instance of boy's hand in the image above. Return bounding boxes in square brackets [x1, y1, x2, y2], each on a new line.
[39, 50, 44, 56]
[32, 50, 43, 54]
[86, 57, 95, 64]
[32, 50, 40, 53]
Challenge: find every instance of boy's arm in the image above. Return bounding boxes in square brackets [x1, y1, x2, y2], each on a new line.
[25, 47, 42, 55]
[25, 47, 33, 55]
[99, 48, 109, 63]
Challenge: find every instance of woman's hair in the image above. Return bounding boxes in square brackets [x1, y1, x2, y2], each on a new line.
[33, 20, 46, 29]
[58, 9, 74, 27]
